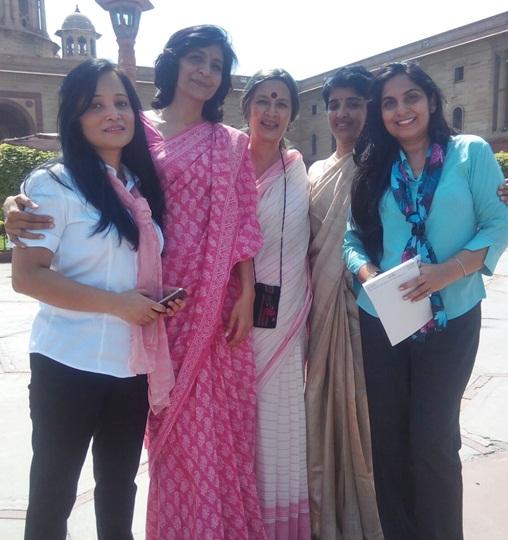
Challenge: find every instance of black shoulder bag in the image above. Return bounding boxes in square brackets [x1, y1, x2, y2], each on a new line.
[252, 150, 287, 329]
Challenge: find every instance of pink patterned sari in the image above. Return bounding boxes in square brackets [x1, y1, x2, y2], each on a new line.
[142, 117, 266, 540]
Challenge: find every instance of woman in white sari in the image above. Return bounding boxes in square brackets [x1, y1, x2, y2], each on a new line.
[242, 69, 312, 540]
[305, 67, 383, 540]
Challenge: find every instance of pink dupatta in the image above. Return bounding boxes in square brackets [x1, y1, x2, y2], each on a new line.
[108, 173, 174, 414]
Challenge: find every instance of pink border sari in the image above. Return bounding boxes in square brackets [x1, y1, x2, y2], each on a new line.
[143, 117, 266, 540]
[252, 150, 312, 539]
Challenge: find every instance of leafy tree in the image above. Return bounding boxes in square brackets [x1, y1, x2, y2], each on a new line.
[496, 151, 508, 177]
[0, 144, 56, 250]
[0, 144, 56, 216]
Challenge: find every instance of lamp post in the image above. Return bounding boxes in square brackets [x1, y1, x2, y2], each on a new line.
[95, 0, 153, 83]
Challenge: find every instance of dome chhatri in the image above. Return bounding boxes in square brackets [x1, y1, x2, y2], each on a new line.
[56, 5, 101, 59]
[61, 5, 97, 32]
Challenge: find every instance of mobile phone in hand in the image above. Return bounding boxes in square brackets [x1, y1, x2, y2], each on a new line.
[158, 288, 187, 307]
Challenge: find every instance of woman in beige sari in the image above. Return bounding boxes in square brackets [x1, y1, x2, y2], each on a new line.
[305, 66, 383, 540]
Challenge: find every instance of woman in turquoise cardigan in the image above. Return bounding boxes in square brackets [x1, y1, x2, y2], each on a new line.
[343, 62, 508, 540]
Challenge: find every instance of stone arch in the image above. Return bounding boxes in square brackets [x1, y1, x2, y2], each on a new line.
[66, 36, 75, 56]
[452, 106, 464, 132]
[0, 100, 36, 139]
[77, 36, 88, 55]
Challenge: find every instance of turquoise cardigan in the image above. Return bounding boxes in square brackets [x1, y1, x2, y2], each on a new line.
[343, 134, 508, 319]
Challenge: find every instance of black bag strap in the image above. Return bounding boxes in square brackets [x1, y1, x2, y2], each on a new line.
[253, 148, 287, 287]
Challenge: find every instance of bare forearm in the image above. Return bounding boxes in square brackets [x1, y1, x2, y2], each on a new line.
[400, 247, 489, 301]
[438, 248, 488, 285]
[451, 248, 488, 277]
[235, 259, 255, 300]
[12, 256, 121, 316]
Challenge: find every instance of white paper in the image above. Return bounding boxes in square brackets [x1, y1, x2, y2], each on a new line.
[362, 256, 433, 346]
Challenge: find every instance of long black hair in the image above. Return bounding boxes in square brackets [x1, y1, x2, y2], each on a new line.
[151, 25, 237, 122]
[350, 62, 453, 265]
[55, 58, 164, 250]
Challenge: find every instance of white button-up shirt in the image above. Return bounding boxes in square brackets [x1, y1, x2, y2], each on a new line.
[21, 163, 163, 377]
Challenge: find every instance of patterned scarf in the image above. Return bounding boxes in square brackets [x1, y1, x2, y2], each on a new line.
[390, 142, 447, 340]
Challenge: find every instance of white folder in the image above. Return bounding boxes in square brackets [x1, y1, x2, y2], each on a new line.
[362, 256, 433, 346]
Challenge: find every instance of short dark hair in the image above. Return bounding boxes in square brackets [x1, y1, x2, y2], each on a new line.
[151, 25, 237, 123]
[241, 68, 300, 123]
[322, 65, 373, 108]
[56, 58, 164, 249]
[351, 62, 453, 265]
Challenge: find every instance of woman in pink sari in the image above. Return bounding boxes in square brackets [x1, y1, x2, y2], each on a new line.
[141, 26, 266, 539]
[241, 69, 312, 539]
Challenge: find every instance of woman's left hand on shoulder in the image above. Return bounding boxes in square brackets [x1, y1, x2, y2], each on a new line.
[498, 178, 508, 205]
[225, 294, 254, 347]
[399, 262, 460, 302]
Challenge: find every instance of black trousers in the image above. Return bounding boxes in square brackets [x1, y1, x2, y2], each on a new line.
[24, 353, 149, 540]
[360, 304, 481, 540]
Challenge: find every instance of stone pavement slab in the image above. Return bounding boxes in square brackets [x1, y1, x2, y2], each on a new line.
[463, 452, 508, 540]
[1, 250, 508, 539]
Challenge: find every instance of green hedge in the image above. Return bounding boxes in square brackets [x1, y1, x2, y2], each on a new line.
[496, 152, 508, 177]
[0, 219, 6, 250]
[0, 144, 56, 218]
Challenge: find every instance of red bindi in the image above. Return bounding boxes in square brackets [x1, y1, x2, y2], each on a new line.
[271, 92, 278, 99]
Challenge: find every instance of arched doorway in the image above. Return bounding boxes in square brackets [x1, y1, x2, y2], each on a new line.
[0, 102, 35, 139]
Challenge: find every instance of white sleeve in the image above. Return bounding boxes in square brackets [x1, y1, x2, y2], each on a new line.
[21, 169, 71, 253]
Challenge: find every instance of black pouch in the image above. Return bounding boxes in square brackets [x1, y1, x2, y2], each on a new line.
[253, 282, 281, 329]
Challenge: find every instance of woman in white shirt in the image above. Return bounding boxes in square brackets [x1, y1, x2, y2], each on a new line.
[11, 58, 183, 540]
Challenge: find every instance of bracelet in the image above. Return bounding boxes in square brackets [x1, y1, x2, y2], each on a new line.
[367, 269, 381, 280]
[453, 256, 467, 277]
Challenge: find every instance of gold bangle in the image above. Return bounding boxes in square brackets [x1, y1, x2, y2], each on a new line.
[453, 256, 467, 277]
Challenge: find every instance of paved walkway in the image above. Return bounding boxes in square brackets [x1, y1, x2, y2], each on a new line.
[1, 255, 507, 539]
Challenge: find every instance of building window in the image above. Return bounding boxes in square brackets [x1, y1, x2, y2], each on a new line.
[452, 107, 464, 132]
[19, 0, 30, 28]
[331, 136, 336, 153]
[66, 36, 75, 56]
[312, 104, 317, 115]
[454, 66, 464, 83]
[78, 37, 88, 55]
[36, 0, 44, 31]
[311, 134, 317, 156]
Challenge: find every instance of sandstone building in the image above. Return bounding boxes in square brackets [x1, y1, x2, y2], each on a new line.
[1, 1, 507, 163]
